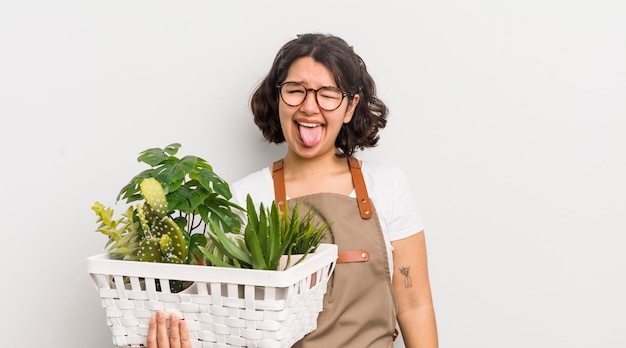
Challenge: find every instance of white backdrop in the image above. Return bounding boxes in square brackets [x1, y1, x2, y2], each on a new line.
[1, 1, 625, 347]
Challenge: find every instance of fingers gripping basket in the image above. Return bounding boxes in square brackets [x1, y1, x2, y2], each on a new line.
[87, 244, 337, 348]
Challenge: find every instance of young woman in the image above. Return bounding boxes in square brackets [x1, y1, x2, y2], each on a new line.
[148, 33, 438, 348]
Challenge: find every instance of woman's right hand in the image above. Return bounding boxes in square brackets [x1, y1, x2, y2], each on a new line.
[147, 310, 192, 348]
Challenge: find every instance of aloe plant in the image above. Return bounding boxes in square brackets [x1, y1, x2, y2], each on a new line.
[199, 194, 331, 270]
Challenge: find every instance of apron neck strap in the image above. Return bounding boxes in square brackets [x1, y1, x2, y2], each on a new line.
[348, 157, 373, 220]
[271, 157, 373, 220]
[271, 159, 287, 213]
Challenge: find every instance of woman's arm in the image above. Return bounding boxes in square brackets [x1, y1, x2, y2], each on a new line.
[392, 231, 438, 348]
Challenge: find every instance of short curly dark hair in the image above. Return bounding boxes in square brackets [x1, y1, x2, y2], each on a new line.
[250, 33, 388, 157]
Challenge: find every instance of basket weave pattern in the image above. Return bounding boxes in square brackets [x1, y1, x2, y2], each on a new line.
[88, 244, 337, 348]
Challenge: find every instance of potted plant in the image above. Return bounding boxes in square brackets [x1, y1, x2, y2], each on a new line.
[92, 143, 330, 271]
[91, 143, 246, 288]
[201, 193, 330, 269]
[88, 144, 338, 347]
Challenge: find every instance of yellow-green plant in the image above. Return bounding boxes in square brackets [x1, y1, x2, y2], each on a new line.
[92, 203, 140, 261]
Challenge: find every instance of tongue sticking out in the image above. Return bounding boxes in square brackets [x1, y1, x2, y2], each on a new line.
[299, 124, 323, 147]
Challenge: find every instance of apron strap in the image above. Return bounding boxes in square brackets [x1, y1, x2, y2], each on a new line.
[271, 157, 372, 220]
[271, 160, 287, 213]
[348, 157, 373, 220]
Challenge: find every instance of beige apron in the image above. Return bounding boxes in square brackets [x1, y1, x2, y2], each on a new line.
[272, 158, 398, 347]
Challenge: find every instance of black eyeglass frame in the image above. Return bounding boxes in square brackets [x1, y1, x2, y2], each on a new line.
[276, 82, 355, 111]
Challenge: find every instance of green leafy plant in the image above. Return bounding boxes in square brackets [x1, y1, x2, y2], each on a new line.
[117, 143, 243, 236]
[92, 143, 244, 267]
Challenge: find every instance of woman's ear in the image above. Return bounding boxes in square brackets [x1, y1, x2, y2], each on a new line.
[343, 94, 360, 124]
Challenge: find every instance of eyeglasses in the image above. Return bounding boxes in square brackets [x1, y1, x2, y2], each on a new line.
[277, 82, 353, 111]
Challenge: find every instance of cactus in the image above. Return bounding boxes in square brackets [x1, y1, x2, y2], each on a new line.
[136, 179, 187, 264]
[138, 237, 163, 262]
[94, 176, 189, 266]
[136, 204, 150, 235]
[139, 178, 168, 218]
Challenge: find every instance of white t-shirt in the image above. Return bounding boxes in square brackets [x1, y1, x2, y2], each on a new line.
[230, 160, 425, 275]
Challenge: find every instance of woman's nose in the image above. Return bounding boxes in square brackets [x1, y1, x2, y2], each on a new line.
[299, 90, 320, 114]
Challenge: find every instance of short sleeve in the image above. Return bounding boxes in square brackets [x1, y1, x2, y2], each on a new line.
[362, 162, 425, 242]
[387, 166, 425, 240]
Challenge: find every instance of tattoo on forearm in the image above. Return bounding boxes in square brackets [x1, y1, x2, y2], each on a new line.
[399, 266, 413, 288]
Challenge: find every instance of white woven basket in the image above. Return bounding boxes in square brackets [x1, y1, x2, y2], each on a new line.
[87, 243, 337, 348]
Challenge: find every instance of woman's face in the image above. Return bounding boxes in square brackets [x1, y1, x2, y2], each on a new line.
[278, 57, 359, 160]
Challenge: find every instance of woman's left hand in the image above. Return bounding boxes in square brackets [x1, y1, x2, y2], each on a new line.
[147, 310, 192, 348]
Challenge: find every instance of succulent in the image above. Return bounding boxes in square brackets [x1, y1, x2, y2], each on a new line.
[92, 203, 140, 261]
[203, 232, 249, 267]
[199, 194, 330, 270]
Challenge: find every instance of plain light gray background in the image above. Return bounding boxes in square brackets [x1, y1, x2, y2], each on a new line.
[1, 1, 624, 347]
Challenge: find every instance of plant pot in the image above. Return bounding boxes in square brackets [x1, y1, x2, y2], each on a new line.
[278, 253, 305, 270]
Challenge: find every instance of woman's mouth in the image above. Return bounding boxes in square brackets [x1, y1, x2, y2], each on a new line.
[297, 121, 323, 147]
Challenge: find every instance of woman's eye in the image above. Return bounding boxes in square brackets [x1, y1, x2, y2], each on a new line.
[320, 92, 340, 99]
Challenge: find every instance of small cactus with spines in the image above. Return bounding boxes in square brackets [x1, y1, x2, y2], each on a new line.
[140, 177, 168, 218]
[135, 178, 187, 264]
